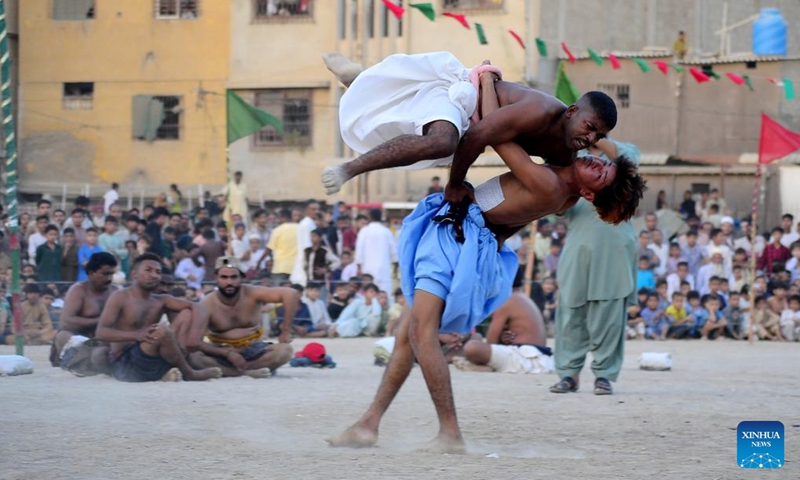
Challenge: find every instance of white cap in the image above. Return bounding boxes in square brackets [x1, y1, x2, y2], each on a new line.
[721, 216, 734, 225]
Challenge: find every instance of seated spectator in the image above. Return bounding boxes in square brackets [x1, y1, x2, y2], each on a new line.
[707, 276, 728, 311]
[751, 295, 783, 340]
[786, 242, 800, 283]
[543, 239, 561, 278]
[16, 284, 56, 345]
[274, 284, 314, 337]
[329, 283, 381, 338]
[626, 303, 645, 340]
[541, 277, 557, 326]
[240, 234, 267, 277]
[175, 244, 205, 290]
[637, 287, 650, 309]
[780, 294, 800, 342]
[680, 229, 706, 277]
[336, 251, 358, 283]
[767, 282, 789, 316]
[302, 282, 332, 338]
[685, 290, 703, 336]
[655, 279, 669, 311]
[699, 294, 727, 340]
[697, 250, 729, 295]
[637, 256, 656, 291]
[41, 287, 60, 331]
[667, 261, 695, 298]
[641, 293, 668, 340]
[665, 292, 693, 339]
[723, 291, 745, 340]
[327, 283, 350, 321]
[729, 265, 750, 294]
[664, 243, 685, 277]
[384, 288, 405, 337]
[680, 280, 692, 297]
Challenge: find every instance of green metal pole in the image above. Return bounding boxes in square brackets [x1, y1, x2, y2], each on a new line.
[0, 0, 22, 355]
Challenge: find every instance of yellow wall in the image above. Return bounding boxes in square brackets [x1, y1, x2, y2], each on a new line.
[19, 0, 230, 195]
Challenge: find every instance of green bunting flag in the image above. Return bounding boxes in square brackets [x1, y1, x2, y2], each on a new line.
[535, 37, 547, 56]
[785, 78, 796, 100]
[226, 90, 283, 145]
[632, 58, 650, 72]
[669, 63, 684, 73]
[554, 62, 580, 105]
[409, 3, 435, 21]
[707, 70, 720, 80]
[475, 23, 488, 45]
[744, 75, 754, 92]
[587, 48, 603, 66]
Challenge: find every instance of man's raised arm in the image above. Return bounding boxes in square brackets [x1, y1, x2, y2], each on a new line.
[252, 286, 299, 344]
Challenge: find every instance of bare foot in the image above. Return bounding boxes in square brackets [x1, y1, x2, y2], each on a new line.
[321, 52, 364, 87]
[161, 368, 182, 382]
[185, 367, 223, 381]
[322, 165, 352, 195]
[244, 368, 272, 379]
[452, 357, 493, 373]
[326, 424, 378, 448]
[416, 434, 466, 455]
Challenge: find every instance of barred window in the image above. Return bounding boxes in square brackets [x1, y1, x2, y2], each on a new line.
[156, 0, 199, 19]
[254, 0, 313, 20]
[253, 90, 312, 147]
[63, 83, 94, 110]
[597, 83, 630, 109]
[132, 95, 182, 141]
[442, 0, 503, 10]
[53, 0, 94, 20]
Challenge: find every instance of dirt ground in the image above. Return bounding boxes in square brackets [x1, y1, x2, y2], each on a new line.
[1, 338, 798, 480]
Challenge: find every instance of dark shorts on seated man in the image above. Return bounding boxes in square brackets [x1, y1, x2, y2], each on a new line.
[112, 343, 173, 382]
[214, 341, 272, 368]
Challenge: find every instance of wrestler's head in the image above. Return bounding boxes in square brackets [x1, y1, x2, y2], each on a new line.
[86, 251, 119, 290]
[563, 91, 617, 151]
[575, 155, 646, 225]
[215, 256, 245, 298]
[132, 253, 164, 292]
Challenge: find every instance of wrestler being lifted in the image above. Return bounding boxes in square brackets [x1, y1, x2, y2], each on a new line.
[321, 51, 616, 194]
[96, 253, 222, 382]
[189, 256, 297, 378]
[327, 70, 646, 453]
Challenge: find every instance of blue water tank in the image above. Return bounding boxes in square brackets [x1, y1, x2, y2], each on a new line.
[752, 8, 787, 56]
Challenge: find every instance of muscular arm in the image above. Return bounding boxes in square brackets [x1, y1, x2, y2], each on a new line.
[60, 285, 97, 332]
[95, 292, 142, 343]
[251, 286, 299, 342]
[160, 294, 208, 349]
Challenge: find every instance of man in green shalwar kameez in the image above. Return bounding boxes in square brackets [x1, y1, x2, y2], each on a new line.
[550, 139, 641, 395]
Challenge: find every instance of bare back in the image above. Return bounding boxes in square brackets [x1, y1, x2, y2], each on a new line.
[490, 292, 547, 346]
[201, 285, 265, 340]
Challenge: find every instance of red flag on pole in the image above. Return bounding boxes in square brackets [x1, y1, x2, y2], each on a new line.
[381, 0, 405, 19]
[759, 113, 800, 164]
[607, 53, 621, 69]
[561, 42, 576, 63]
[653, 60, 669, 74]
[442, 12, 469, 29]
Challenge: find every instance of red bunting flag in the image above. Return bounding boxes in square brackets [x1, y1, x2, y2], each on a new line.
[608, 53, 621, 69]
[726, 73, 746, 85]
[759, 113, 800, 164]
[381, 0, 405, 19]
[689, 67, 710, 83]
[561, 42, 576, 63]
[509, 29, 525, 49]
[766, 76, 784, 86]
[653, 60, 669, 75]
[442, 12, 469, 29]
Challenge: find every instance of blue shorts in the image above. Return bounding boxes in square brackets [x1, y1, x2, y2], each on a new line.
[112, 343, 173, 383]
[399, 194, 518, 334]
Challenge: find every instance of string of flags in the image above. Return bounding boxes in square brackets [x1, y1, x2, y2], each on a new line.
[379, 0, 796, 100]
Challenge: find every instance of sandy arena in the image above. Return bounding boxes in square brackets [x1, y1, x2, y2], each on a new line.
[1, 339, 798, 479]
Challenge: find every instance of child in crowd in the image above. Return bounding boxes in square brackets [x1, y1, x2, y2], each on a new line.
[680, 280, 692, 297]
[786, 242, 800, 282]
[665, 292, 694, 339]
[655, 279, 669, 311]
[327, 283, 350, 321]
[723, 291, 746, 339]
[626, 303, 645, 340]
[541, 277, 558, 325]
[303, 282, 332, 338]
[707, 276, 727, 310]
[543, 239, 561, 278]
[638, 288, 650, 309]
[780, 294, 800, 341]
[384, 288, 405, 337]
[699, 294, 728, 340]
[665, 243, 685, 277]
[751, 296, 783, 341]
[637, 257, 656, 291]
[641, 293, 668, 340]
[61, 228, 79, 283]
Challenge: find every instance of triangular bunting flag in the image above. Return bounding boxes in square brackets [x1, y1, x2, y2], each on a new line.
[535, 37, 548, 55]
[759, 113, 800, 164]
[767, 76, 784, 86]
[669, 63, 684, 73]
[743, 75, 754, 91]
[587, 48, 603, 66]
[561, 42, 576, 63]
[509, 30, 525, 49]
[475, 23, 487, 45]
[381, 0, 405, 19]
[653, 60, 669, 75]
[785, 78, 796, 100]
[554, 62, 580, 105]
[726, 73, 746, 85]
[632, 58, 650, 72]
[608, 53, 621, 69]
[707, 70, 721, 80]
[689, 67, 710, 83]
[409, 3, 435, 21]
[442, 12, 469, 29]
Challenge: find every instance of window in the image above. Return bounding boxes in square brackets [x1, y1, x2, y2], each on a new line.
[254, 0, 312, 20]
[53, 0, 94, 20]
[132, 95, 182, 141]
[156, 0, 199, 19]
[253, 90, 312, 147]
[597, 83, 630, 109]
[63, 83, 94, 110]
[442, 0, 503, 10]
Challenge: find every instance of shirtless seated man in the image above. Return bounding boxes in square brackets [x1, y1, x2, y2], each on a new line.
[327, 73, 646, 453]
[321, 51, 616, 194]
[189, 256, 296, 378]
[50, 252, 118, 374]
[95, 253, 222, 382]
[455, 272, 553, 374]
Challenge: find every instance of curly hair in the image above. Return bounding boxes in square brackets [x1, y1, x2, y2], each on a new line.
[592, 155, 647, 225]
